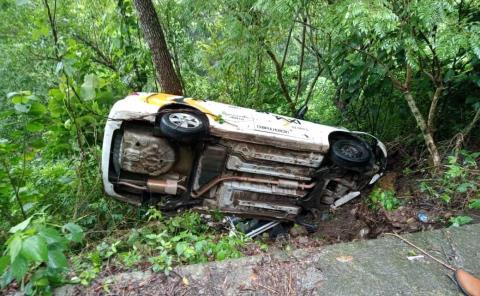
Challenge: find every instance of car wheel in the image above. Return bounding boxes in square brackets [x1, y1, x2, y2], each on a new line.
[111, 130, 123, 176]
[160, 111, 207, 142]
[330, 138, 371, 168]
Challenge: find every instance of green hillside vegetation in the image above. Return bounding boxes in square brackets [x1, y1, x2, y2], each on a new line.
[0, 0, 479, 294]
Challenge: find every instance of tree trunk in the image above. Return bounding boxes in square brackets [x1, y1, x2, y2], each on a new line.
[403, 91, 442, 168]
[133, 0, 183, 95]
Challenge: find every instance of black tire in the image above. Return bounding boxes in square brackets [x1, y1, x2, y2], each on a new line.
[111, 130, 123, 176]
[330, 138, 372, 168]
[159, 111, 207, 142]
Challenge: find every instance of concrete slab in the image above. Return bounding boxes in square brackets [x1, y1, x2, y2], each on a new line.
[56, 224, 480, 295]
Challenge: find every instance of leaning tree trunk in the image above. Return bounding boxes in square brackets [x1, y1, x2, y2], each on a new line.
[133, 0, 183, 95]
[403, 91, 442, 168]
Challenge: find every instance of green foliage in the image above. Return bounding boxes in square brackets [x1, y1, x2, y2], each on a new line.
[469, 199, 480, 210]
[368, 189, 400, 211]
[0, 0, 479, 293]
[0, 214, 83, 295]
[134, 211, 246, 274]
[420, 150, 479, 206]
[72, 211, 248, 281]
[449, 216, 473, 227]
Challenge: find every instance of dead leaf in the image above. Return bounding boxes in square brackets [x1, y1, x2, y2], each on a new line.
[182, 277, 189, 286]
[336, 255, 353, 263]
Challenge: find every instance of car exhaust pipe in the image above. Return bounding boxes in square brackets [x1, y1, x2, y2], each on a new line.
[117, 179, 187, 195]
[191, 175, 316, 198]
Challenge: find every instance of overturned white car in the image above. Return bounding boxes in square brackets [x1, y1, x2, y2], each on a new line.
[101, 93, 387, 221]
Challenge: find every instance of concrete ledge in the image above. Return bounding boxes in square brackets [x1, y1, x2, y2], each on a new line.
[56, 224, 480, 295]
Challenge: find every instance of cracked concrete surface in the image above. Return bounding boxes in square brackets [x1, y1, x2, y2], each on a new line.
[56, 224, 480, 295]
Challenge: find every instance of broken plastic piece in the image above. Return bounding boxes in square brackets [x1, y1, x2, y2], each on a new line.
[330, 191, 361, 209]
[246, 220, 281, 238]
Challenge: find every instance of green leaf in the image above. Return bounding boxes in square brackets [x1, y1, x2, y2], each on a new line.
[7, 91, 27, 100]
[11, 95, 29, 104]
[9, 216, 32, 233]
[14, 103, 29, 113]
[0, 256, 9, 275]
[80, 74, 99, 100]
[38, 227, 64, 246]
[20, 235, 48, 262]
[30, 139, 45, 149]
[456, 183, 472, 193]
[16, 0, 30, 5]
[11, 256, 28, 282]
[31, 25, 49, 41]
[55, 62, 64, 76]
[29, 102, 47, 116]
[9, 236, 22, 263]
[215, 249, 226, 261]
[440, 194, 451, 203]
[175, 242, 187, 256]
[26, 121, 44, 132]
[449, 216, 473, 227]
[469, 199, 480, 210]
[47, 249, 68, 269]
[22, 202, 36, 213]
[77, 115, 96, 127]
[62, 223, 84, 243]
[0, 269, 14, 289]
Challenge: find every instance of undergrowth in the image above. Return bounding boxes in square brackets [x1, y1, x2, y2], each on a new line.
[72, 209, 249, 285]
[419, 150, 479, 209]
[368, 188, 401, 211]
[1, 209, 251, 295]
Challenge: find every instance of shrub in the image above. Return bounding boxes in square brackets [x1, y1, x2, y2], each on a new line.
[0, 214, 83, 295]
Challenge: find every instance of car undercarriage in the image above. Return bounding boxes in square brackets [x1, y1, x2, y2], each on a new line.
[104, 100, 386, 222]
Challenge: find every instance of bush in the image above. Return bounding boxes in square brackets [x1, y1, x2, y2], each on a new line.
[0, 214, 83, 295]
[368, 189, 400, 211]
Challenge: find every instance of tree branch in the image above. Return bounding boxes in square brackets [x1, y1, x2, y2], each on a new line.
[294, 15, 307, 105]
[73, 33, 117, 71]
[281, 25, 294, 70]
[427, 85, 444, 131]
[266, 49, 296, 114]
[43, 0, 59, 59]
[454, 107, 480, 151]
[304, 68, 322, 107]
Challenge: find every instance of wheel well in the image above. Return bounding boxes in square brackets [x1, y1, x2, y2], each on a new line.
[154, 103, 210, 139]
[158, 103, 198, 112]
[328, 131, 360, 144]
[327, 131, 374, 171]
[155, 103, 210, 129]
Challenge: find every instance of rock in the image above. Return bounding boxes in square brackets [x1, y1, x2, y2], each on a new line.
[297, 236, 310, 245]
[290, 224, 308, 237]
[376, 172, 397, 191]
[357, 227, 370, 239]
[380, 206, 422, 232]
[350, 207, 358, 216]
[320, 212, 331, 221]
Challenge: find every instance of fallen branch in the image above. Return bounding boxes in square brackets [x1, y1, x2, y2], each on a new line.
[384, 232, 456, 271]
[453, 107, 480, 153]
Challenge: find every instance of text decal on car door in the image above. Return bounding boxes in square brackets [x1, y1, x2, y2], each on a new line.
[254, 124, 291, 135]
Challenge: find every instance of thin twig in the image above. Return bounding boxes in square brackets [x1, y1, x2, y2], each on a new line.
[385, 233, 456, 271]
[254, 282, 279, 294]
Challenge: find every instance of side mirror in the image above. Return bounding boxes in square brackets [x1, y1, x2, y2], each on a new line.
[295, 105, 308, 119]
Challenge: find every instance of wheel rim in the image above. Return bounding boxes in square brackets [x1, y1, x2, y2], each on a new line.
[339, 143, 363, 159]
[168, 113, 201, 129]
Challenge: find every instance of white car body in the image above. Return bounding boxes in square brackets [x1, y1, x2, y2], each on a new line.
[102, 93, 387, 220]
